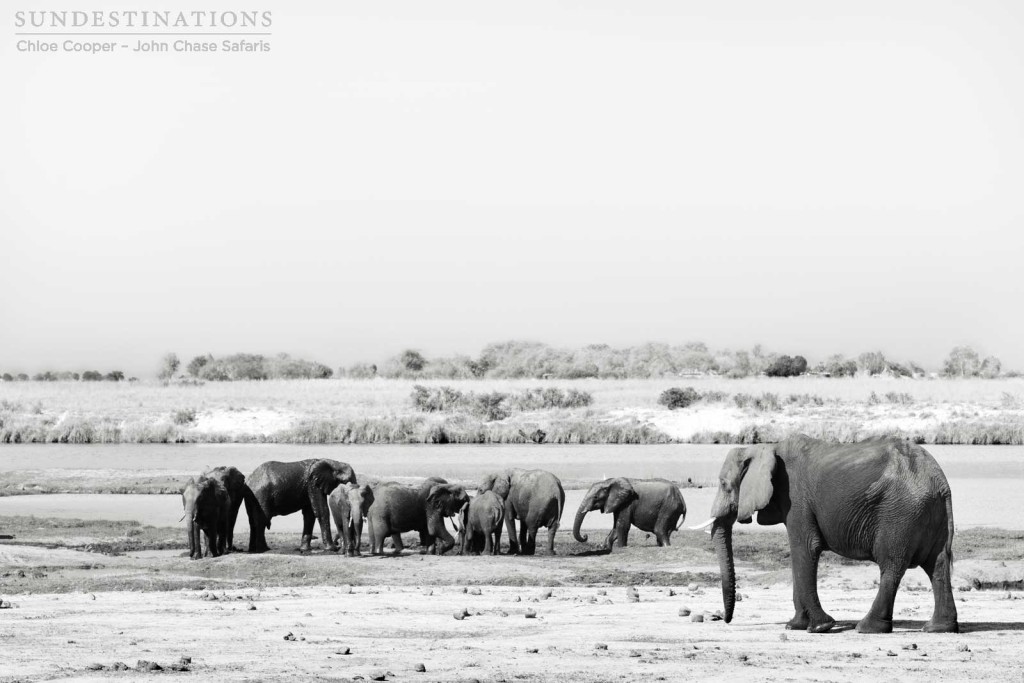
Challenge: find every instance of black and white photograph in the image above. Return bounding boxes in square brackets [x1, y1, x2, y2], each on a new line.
[2, 2, 1023, 680]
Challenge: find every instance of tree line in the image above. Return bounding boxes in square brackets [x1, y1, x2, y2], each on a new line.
[1, 342, 1012, 383]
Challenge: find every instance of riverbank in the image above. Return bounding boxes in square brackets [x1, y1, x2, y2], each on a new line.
[2, 377, 1023, 445]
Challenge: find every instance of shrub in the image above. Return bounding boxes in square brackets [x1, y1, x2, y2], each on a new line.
[943, 346, 982, 378]
[473, 392, 511, 421]
[1, 373, 12, 382]
[765, 355, 808, 377]
[410, 385, 466, 413]
[159, 353, 180, 380]
[658, 387, 701, 410]
[399, 350, 428, 372]
[884, 392, 913, 405]
[172, 408, 197, 425]
[82, 370, 103, 381]
[186, 354, 212, 377]
[734, 393, 782, 411]
[105, 371, 125, 382]
[342, 363, 378, 379]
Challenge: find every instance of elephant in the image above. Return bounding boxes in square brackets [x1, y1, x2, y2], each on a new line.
[200, 466, 255, 553]
[572, 477, 686, 551]
[181, 475, 230, 559]
[247, 459, 357, 553]
[366, 478, 469, 555]
[456, 490, 504, 555]
[478, 469, 564, 555]
[692, 434, 958, 634]
[328, 483, 374, 556]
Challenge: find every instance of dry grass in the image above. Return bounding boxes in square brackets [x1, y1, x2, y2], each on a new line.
[2, 377, 1022, 444]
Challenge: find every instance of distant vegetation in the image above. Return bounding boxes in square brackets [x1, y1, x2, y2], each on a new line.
[1, 342, 1015, 382]
[411, 385, 593, 421]
[337, 341, 1011, 381]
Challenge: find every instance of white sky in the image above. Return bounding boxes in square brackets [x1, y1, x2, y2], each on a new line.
[2, 1, 1022, 375]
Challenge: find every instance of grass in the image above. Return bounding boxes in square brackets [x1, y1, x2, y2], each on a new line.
[1, 377, 1022, 444]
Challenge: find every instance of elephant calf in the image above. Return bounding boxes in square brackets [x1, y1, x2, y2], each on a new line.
[456, 490, 504, 555]
[182, 475, 230, 560]
[366, 478, 469, 555]
[573, 477, 686, 551]
[478, 468, 564, 555]
[328, 483, 374, 556]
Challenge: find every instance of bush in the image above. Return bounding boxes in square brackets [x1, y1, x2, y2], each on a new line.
[734, 393, 782, 411]
[172, 408, 197, 425]
[765, 355, 808, 377]
[82, 370, 104, 381]
[410, 385, 466, 412]
[473, 392, 511, 421]
[658, 387, 701, 410]
[187, 354, 212, 377]
[342, 363, 377, 379]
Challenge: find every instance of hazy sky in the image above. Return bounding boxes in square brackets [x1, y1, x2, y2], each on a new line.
[2, 1, 1022, 375]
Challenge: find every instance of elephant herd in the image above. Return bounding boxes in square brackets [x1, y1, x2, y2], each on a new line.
[181, 435, 960, 634]
[182, 463, 685, 559]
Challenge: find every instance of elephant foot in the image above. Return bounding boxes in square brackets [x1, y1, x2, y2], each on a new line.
[922, 618, 959, 633]
[326, 544, 340, 553]
[856, 615, 892, 634]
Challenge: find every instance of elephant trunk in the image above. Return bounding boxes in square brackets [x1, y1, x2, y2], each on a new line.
[712, 517, 736, 624]
[573, 488, 597, 543]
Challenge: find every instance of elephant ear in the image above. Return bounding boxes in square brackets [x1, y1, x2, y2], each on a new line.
[480, 472, 511, 500]
[358, 485, 374, 514]
[427, 484, 466, 515]
[310, 460, 343, 496]
[603, 478, 636, 513]
[737, 445, 776, 523]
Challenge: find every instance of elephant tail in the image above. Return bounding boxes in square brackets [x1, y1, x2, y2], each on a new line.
[675, 491, 688, 531]
[943, 491, 955, 570]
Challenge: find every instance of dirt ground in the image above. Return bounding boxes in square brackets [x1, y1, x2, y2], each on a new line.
[2, 525, 1023, 682]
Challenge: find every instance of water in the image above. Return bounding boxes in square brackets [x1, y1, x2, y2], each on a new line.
[0, 444, 1021, 537]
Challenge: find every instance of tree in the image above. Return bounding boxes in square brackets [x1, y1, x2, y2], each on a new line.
[943, 346, 981, 378]
[980, 355, 1002, 379]
[82, 370, 103, 381]
[765, 355, 808, 377]
[159, 353, 180, 380]
[187, 354, 212, 377]
[16, 373, 29, 381]
[823, 354, 858, 377]
[857, 351, 887, 376]
[399, 349, 427, 373]
[1, 373, 12, 382]
[105, 370, 125, 382]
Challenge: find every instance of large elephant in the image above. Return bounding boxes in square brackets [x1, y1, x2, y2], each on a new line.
[247, 459, 357, 553]
[692, 435, 958, 634]
[456, 490, 504, 555]
[201, 466, 255, 553]
[572, 477, 686, 551]
[478, 469, 564, 555]
[328, 483, 374, 556]
[366, 478, 469, 555]
[181, 475, 230, 559]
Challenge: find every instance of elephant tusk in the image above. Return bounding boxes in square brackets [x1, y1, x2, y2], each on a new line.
[687, 517, 716, 531]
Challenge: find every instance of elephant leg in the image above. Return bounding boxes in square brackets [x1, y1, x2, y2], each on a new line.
[392, 533, 405, 554]
[247, 504, 269, 554]
[189, 521, 200, 560]
[604, 528, 617, 551]
[857, 563, 907, 634]
[525, 527, 538, 555]
[614, 514, 630, 548]
[493, 524, 502, 556]
[227, 496, 242, 552]
[300, 507, 315, 552]
[787, 530, 834, 633]
[518, 523, 530, 555]
[504, 504, 519, 555]
[484, 530, 493, 555]
[311, 493, 338, 552]
[921, 548, 959, 633]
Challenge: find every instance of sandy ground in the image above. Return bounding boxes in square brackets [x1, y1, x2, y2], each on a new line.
[2, 541, 1022, 682]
